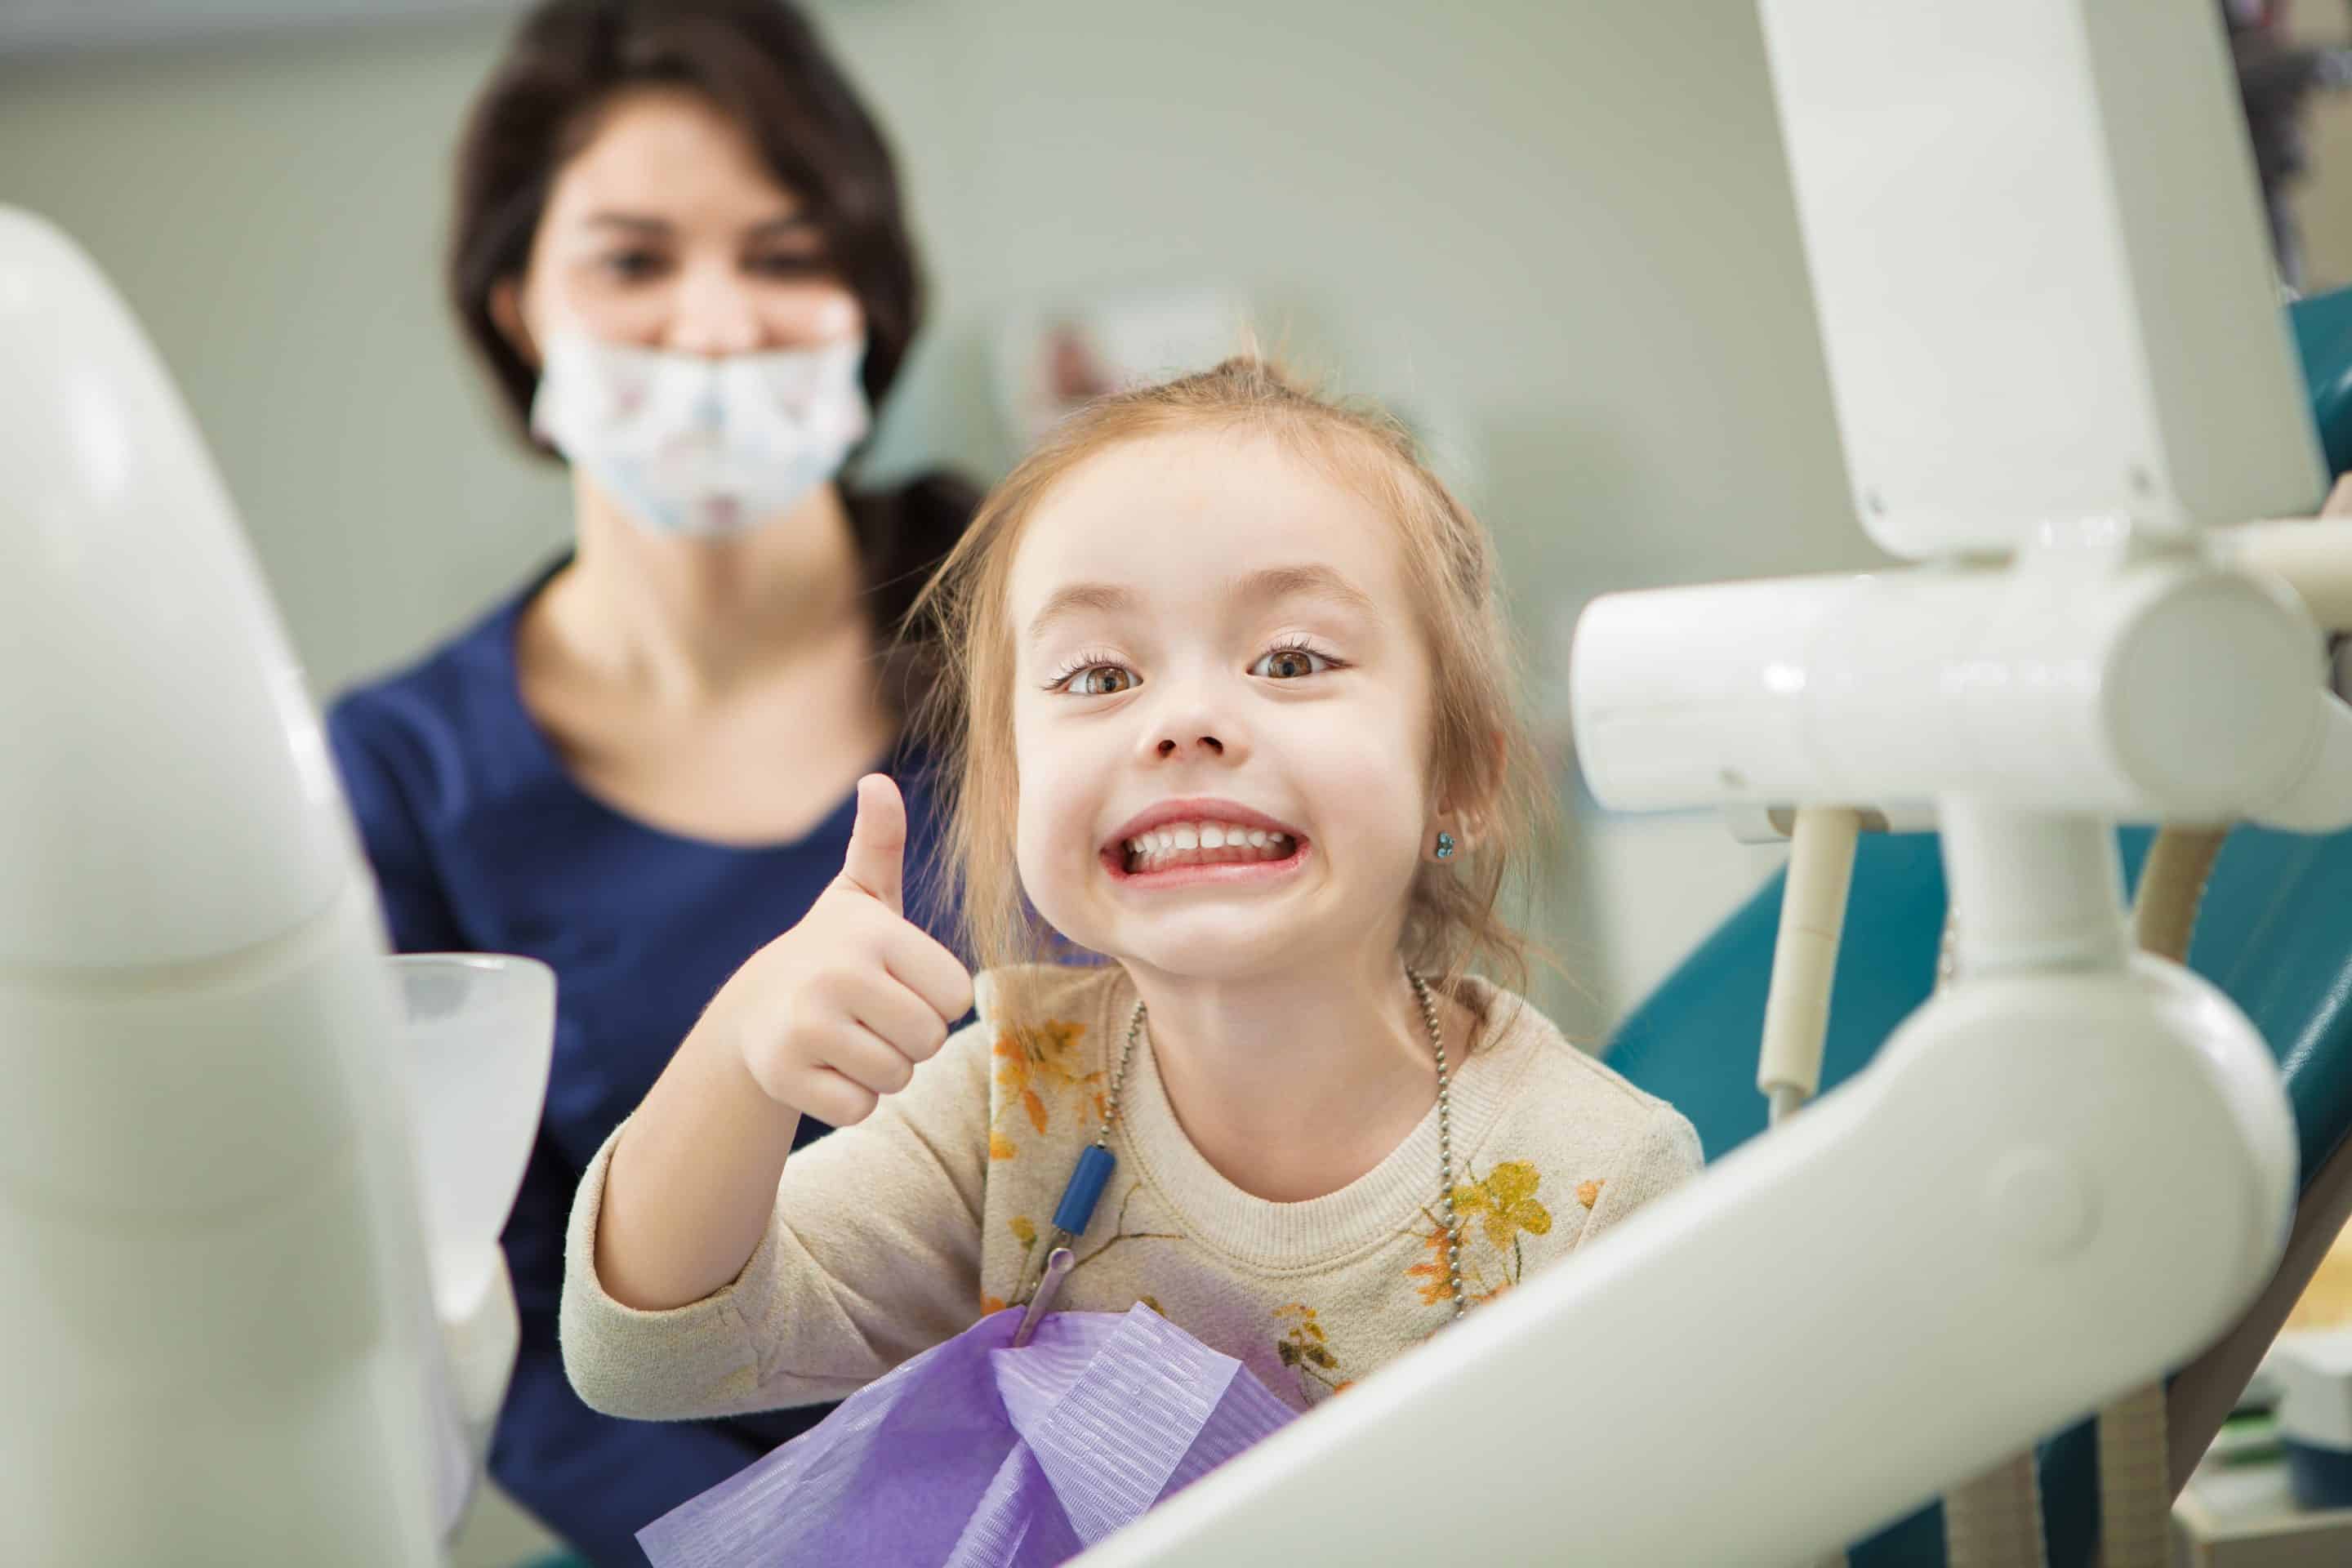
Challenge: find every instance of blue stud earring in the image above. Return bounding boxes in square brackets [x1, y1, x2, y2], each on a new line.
[1434, 831, 1456, 861]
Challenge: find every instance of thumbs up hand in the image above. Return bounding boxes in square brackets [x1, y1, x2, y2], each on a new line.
[838, 771, 911, 915]
[704, 774, 975, 1128]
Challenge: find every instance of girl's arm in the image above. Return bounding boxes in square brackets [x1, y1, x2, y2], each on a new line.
[588, 773, 973, 1313]
[564, 773, 978, 1417]
[589, 1017, 805, 1313]
[560, 1012, 993, 1419]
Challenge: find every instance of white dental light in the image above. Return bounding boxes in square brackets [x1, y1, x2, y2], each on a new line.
[0, 207, 548, 1565]
[1077, 2, 2352, 1564]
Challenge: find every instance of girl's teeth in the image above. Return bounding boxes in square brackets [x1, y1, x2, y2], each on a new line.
[1121, 822, 1296, 869]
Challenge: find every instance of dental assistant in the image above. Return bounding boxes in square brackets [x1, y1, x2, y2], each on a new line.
[324, 2, 973, 1561]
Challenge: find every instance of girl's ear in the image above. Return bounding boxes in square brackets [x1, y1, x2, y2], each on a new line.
[1430, 728, 1508, 857]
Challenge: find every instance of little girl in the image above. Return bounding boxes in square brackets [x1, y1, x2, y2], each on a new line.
[561, 357, 1701, 1423]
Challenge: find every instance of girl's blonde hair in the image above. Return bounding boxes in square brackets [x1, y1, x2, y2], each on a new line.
[912, 355, 1554, 1022]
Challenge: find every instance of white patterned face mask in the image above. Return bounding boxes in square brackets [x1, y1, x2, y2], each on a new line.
[529, 332, 871, 539]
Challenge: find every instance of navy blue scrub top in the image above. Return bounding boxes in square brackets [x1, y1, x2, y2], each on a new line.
[327, 560, 956, 1566]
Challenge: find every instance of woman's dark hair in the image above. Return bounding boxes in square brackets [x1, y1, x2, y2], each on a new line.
[450, 0, 973, 637]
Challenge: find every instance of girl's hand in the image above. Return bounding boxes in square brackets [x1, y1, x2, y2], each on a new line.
[703, 773, 973, 1127]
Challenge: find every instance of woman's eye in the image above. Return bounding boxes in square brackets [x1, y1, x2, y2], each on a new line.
[749, 252, 827, 278]
[1069, 665, 1138, 696]
[1252, 647, 1331, 679]
[602, 250, 668, 281]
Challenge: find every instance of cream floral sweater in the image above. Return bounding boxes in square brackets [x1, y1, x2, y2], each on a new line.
[561, 964, 1702, 1420]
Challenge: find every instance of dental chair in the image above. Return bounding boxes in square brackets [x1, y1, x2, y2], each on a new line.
[1606, 826, 2350, 1563]
[1607, 484, 2352, 1565]
[1605, 283, 2352, 1566]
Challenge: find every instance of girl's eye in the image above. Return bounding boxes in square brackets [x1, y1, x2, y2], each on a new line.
[1067, 664, 1139, 696]
[1252, 645, 1334, 680]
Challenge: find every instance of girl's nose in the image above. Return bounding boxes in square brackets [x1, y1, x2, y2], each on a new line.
[1144, 683, 1249, 765]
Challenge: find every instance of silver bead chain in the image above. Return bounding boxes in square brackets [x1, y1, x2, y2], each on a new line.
[1097, 999, 1144, 1153]
[1411, 967, 1470, 1324]
[1098, 965, 1469, 1326]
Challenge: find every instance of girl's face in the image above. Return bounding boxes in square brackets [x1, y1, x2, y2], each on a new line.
[502, 87, 862, 358]
[1005, 428, 1440, 982]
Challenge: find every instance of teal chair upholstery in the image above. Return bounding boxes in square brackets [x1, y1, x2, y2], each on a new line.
[2292, 283, 2352, 482]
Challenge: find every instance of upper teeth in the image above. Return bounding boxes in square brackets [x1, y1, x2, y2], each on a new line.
[1123, 821, 1290, 858]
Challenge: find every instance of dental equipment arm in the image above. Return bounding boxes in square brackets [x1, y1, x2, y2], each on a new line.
[2216, 518, 2352, 628]
[0, 207, 549, 1564]
[1075, 3, 2341, 1565]
[1757, 806, 1862, 1125]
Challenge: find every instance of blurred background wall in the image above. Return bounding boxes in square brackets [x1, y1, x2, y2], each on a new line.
[0, 0, 1863, 1054]
[2284, 0, 2352, 285]
[7, 2, 2348, 1559]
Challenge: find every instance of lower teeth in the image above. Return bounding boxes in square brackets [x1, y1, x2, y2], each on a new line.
[1128, 841, 1292, 872]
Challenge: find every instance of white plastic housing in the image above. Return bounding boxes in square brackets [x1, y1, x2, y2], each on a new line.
[1758, 0, 2323, 555]
[1569, 553, 2352, 827]
[0, 888, 445, 1566]
[1078, 956, 2296, 1566]
[0, 204, 452, 1565]
[0, 207, 347, 969]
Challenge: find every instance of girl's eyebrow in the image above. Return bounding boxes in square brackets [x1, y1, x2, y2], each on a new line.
[1027, 581, 1139, 644]
[1236, 564, 1378, 617]
[1025, 565, 1378, 646]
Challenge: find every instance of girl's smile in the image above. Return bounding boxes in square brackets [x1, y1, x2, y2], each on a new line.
[1102, 795, 1311, 884]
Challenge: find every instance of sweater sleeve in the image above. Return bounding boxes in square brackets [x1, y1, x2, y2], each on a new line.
[1577, 1101, 1704, 1250]
[560, 1013, 995, 1420]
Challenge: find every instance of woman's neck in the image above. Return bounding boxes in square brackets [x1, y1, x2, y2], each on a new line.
[549, 477, 872, 702]
[1128, 945, 1463, 1204]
